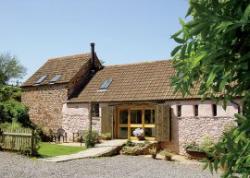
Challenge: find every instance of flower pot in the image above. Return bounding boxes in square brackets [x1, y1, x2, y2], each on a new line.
[165, 155, 172, 161]
[151, 154, 156, 159]
[137, 136, 145, 141]
[186, 150, 207, 159]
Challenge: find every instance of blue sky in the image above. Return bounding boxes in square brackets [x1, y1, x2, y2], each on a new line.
[0, 0, 189, 81]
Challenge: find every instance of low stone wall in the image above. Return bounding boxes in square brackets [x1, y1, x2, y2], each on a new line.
[164, 100, 238, 155]
[178, 116, 235, 154]
[62, 103, 101, 141]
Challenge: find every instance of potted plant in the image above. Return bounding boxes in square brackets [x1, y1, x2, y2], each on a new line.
[159, 150, 173, 161]
[185, 142, 207, 159]
[164, 151, 173, 161]
[132, 128, 145, 140]
[149, 146, 157, 159]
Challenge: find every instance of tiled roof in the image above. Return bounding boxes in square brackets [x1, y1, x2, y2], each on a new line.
[68, 60, 200, 103]
[22, 53, 91, 87]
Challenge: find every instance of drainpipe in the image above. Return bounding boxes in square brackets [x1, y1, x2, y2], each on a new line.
[109, 104, 115, 139]
[111, 106, 114, 139]
[88, 102, 93, 138]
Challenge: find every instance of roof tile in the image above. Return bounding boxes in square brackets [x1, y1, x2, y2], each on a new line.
[69, 60, 200, 102]
[22, 53, 91, 87]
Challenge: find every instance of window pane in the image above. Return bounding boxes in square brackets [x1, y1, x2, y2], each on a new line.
[130, 110, 142, 124]
[35, 75, 47, 84]
[49, 75, 61, 83]
[194, 105, 198, 116]
[212, 104, 217, 116]
[119, 127, 128, 139]
[144, 128, 155, 137]
[92, 103, 99, 117]
[145, 110, 155, 124]
[177, 105, 182, 117]
[100, 78, 112, 90]
[119, 110, 128, 124]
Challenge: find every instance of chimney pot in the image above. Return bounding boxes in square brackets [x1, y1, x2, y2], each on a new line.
[90, 42, 95, 66]
[90, 42, 95, 54]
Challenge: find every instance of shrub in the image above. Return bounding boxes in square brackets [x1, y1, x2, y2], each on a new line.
[185, 141, 208, 160]
[125, 140, 136, 147]
[163, 151, 173, 161]
[185, 141, 203, 152]
[100, 132, 112, 140]
[0, 99, 31, 127]
[200, 136, 215, 153]
[84, 130, 99, 148]
[185, 137, 216, 153]
[149, 146, 157, 159]
[0, 121, 23, 130]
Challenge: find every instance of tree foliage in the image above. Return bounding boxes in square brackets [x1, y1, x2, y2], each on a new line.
[0, 85, 30, 127]
[171, 0, 250, 177]
[0, 54, 30, 127]
[0, 53, 26, 84]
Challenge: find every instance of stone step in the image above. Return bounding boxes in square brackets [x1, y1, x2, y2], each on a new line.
[40, 139, 127, 162]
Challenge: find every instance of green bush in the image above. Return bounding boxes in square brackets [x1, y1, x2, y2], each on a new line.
[185, 142, 203, 152]
[84, 130, 99, 148]
[125, 140, 136, 147]
[160, 150, 173, 161]
[203, 117, 250, 177]
[185, 137, 216, 153]
[0, 121, 22, 130]
[0, 86, 31, 128]
[149, 146, 157, 155]
[200, 136, 215, 153]
[100, 132, 112, 140]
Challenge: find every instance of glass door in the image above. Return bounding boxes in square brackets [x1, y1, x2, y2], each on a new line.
[144, 109, 156, 140]
[130, 109, 143, 140]
[117, 106, 156, 140]
[118, 110, 128, 139]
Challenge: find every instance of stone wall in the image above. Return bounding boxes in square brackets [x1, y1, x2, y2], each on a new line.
[62, 103, 101, 141]
[21, 84, 68, 132]
[164, 100, 239, 155]
[21, 59, 97, 137]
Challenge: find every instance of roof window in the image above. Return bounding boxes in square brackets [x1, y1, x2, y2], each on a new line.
[100, 78, 112, 90]
[35, 75, 47, 85]
[49, 75, 61, 84]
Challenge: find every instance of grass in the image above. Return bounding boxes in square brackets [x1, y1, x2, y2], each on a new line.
[38, 142, 85, 158]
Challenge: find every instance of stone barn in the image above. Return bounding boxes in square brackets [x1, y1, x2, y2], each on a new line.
[22, 43, 241, 154]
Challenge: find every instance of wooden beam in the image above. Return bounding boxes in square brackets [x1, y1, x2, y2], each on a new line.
[88, 102, 93, 136]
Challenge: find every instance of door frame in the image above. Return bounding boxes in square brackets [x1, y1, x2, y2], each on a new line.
[115, 105, 156, 140]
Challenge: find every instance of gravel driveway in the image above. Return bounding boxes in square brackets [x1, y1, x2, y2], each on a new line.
[0, 152, 218, 178]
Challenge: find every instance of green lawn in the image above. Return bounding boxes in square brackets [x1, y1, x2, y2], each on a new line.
[38, 142, 85, 158]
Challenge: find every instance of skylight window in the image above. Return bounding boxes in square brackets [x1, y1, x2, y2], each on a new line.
[35, 75, 47, 84]
[100, 78, 112, 90]
[49, 75, 61, 84]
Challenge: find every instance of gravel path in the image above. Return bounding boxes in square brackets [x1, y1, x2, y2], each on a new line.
[0, 152, 219, 178]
